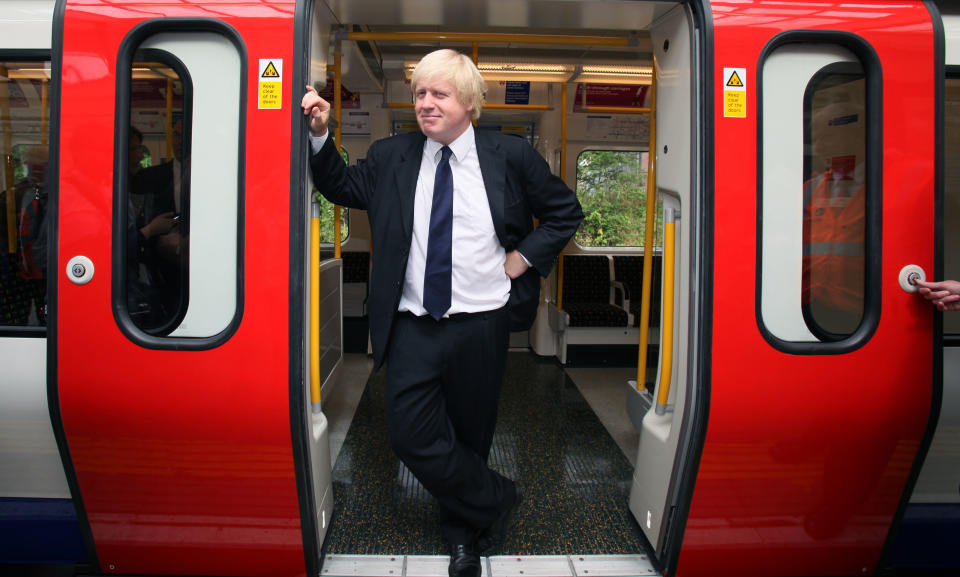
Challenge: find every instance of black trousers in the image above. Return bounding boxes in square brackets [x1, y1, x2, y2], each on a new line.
[384, 306, 516, 545]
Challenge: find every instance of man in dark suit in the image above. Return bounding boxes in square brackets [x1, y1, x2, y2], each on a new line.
[302, 49, 583, 577]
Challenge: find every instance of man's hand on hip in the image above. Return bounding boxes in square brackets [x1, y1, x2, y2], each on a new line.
[504, 250, 530, 279]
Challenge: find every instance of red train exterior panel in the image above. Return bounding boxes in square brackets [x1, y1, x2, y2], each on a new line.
[55, 1, 306, 575]
[679, 2, 937, 575]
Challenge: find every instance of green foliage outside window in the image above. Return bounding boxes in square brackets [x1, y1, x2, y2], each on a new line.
[314, 194, 349, 244]
[313, 145, 349, 244]
[575, 150, 662, 248]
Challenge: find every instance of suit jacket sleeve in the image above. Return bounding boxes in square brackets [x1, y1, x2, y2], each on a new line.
[512, 141, 584, 276]
[309, 134, 378, 210]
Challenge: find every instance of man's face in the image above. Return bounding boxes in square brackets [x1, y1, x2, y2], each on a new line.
[414, 76, 472, 145]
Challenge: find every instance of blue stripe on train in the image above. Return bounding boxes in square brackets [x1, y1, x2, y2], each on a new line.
[889, 503, 960, 569]
[0, 497, 87, 564]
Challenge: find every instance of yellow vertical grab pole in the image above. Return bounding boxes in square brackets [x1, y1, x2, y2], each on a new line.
[311, 51, 343, 410]
[654, 207, 676, 416]
[636, 70, 657, 391]
[310, 202, 322, 412]
[557, 83, 569, 310]
[1, 66, 17, 254]
[333, 51, 342, 259]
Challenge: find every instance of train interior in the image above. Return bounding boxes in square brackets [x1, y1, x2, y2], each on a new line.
[300, 0, 693, 566]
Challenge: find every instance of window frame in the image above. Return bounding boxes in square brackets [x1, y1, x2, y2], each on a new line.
[755, 31, 883, 355]
[799, 62, 867, 342]
[124, 47, 193, 337]
[0, 50, 52, 337]
[112, 19, 247, 351]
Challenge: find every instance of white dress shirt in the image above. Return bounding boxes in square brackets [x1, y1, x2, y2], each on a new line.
[311, 125, 510, 316]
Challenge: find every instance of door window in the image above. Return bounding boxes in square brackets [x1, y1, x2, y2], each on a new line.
[759, 41, 880, 350]
[116, 27, 243, 345]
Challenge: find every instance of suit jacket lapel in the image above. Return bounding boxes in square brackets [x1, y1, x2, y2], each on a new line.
[476, 131, 507, 244]
[394, 133, 426, 239]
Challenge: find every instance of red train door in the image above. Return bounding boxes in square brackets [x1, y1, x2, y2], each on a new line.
[677, 1, 938, 576]
[52, 1, 321, 576]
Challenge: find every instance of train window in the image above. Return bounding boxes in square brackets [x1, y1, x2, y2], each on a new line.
[0, 59, 50, 331]
[801, 63, 866, 340]
[574, 149, 660, 248]
[315, 194, 349, 244]
[314, 145, 349, 244]
[116, 29, 242, 344]
[759, 43, 878, 348]
[944, 77, 960, 336]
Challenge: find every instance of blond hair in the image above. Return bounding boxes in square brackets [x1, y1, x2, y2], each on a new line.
[410, 49, 486, 120]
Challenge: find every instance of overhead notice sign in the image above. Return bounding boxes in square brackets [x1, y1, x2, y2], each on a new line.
[723, 67, 746, 118]
[259, 59, 283, 110]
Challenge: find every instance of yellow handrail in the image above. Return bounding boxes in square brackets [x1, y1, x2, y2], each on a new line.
[583, 106, 651, 114]
[385, 102, 550, 111]
[636, 69, 657, 390]
[310, 203, 322, 412]
[309, 49, 345, 410]
[346, 31, 634, 47]
[654, 208, 676, 416]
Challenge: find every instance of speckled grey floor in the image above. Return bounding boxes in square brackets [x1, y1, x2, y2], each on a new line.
[322, 352, 647, 556]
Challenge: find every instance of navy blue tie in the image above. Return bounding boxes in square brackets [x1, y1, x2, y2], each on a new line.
[423, 146, 453, 320]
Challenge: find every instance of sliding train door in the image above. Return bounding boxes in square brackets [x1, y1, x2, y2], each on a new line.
[52, 1, 326, 575]
[675, 1, 938, 576]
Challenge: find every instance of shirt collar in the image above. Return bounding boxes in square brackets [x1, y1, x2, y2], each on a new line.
[425, 123, 474, 163]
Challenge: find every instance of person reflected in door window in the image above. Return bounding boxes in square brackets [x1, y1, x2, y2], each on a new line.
[127, 126, 179, 330]
[131, 119, 188, 333]
[1, 145, 49, 326]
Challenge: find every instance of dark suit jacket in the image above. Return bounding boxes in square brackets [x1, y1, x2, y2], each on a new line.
[310, 129, 583, 369]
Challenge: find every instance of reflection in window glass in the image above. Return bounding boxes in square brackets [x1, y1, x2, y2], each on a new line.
[126, 53, 190, 335]
[575, 150, 660, 248]
[1, 60, 50, 328]
[944, 78, 960, 335]
[801, 65, 866, 341]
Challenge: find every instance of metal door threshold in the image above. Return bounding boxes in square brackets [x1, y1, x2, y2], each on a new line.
[321, 554, 659, 577]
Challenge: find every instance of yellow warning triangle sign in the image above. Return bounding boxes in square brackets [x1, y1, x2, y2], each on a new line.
[262, 62, 280, 79]
[726, 71, 743, 87]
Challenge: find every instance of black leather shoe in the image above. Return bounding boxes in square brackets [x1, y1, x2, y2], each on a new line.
[477, 486, 522, 554]
[448, 543, 481, 577]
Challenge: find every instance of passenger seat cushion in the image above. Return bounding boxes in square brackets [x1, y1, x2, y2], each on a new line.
[342, 251, 370, 283]
[563, 302, 629, 327]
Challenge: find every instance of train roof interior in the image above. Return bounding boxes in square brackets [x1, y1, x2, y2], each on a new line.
[319, 0, 679, 124]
